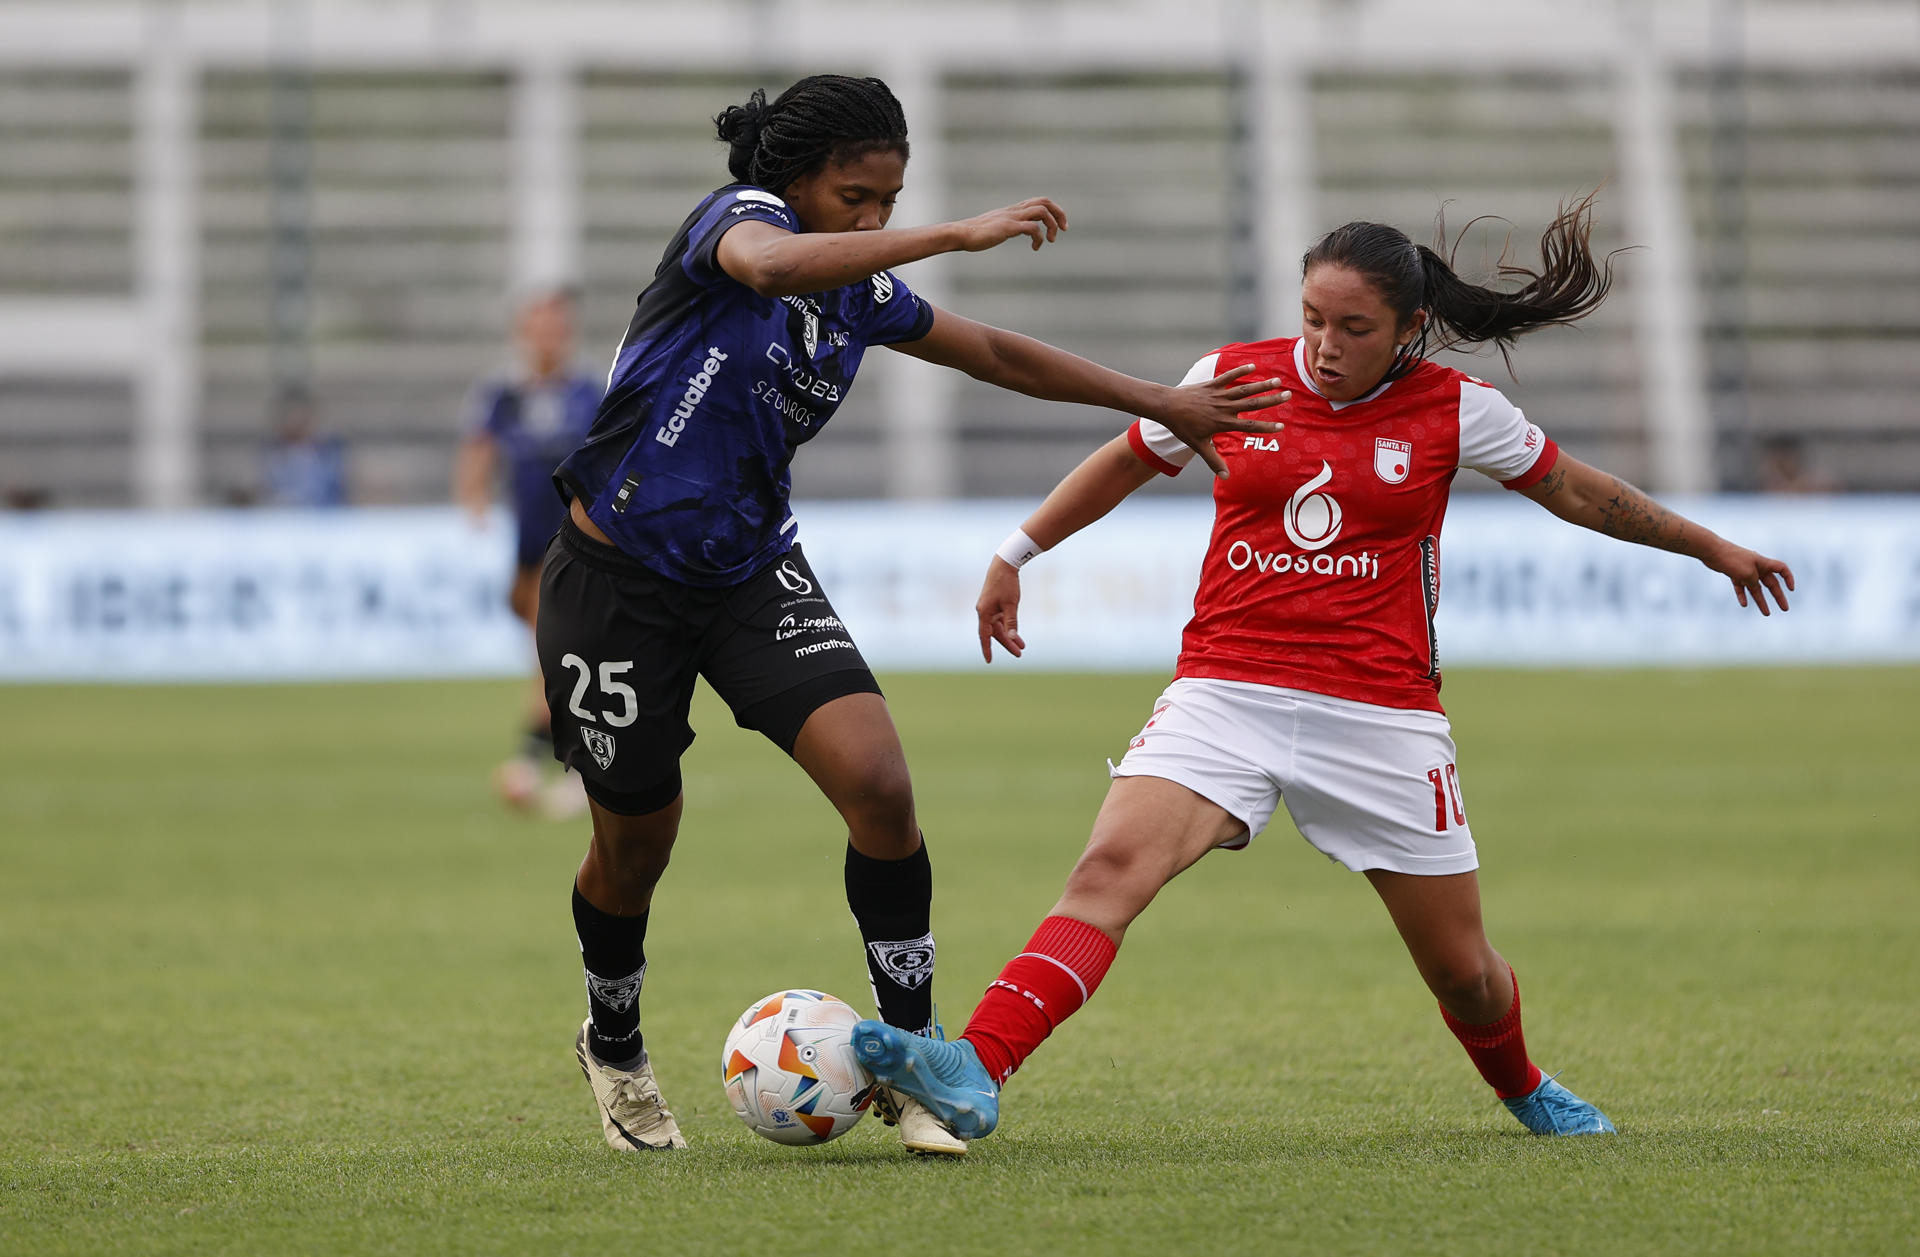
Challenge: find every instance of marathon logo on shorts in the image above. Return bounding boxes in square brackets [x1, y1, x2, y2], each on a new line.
[655, 347, 728, 448]
[868, 933, 935, 991]
[581, 726, 616, 770]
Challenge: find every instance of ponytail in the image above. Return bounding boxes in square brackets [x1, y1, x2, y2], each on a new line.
[1304, 189, 1620, 378]
[712, 75, 909, 193]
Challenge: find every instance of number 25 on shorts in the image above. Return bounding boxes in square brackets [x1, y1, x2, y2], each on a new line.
[1426, 763, 1466, 832]
[560, 653, 639, 727]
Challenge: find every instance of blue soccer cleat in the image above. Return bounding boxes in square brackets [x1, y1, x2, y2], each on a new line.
[850, 1020, 1000, 1141]
[1502, 1075, 1616, 1136]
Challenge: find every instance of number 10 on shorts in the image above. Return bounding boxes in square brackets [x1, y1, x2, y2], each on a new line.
[1426, 763, 1466, 832]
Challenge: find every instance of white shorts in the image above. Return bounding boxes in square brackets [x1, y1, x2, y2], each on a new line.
[1110, 677, 1478, 876]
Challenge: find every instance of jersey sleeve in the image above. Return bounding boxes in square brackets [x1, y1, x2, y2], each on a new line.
[859, 268, 936, 345]
[681, 186, 801, 286]
[1456, 379, 1559, 491]
[1125, 352, 1222, 477]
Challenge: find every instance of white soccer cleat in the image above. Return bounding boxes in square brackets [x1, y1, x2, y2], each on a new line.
[574, 1020, 687, 1150]
[492, 755, 542, 811]
[539, 770, 589, 820]
[873, 1086, 968, 1157]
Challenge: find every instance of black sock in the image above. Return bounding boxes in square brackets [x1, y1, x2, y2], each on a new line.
[522, 723, 555, 763]
[844, 840, 934, 1033]
[571, 885, 648, 1066]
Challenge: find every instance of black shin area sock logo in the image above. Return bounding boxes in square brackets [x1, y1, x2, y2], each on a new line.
[867, 933, 935, 991]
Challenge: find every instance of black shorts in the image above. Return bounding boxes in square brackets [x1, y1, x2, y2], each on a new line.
[535, 517, 881, 815]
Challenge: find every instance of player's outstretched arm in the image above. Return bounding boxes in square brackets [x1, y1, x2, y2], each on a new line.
[716, 198, 1068, 297]
[452, 432, 496, 529]
[896, 307, 1287, 477]
[1519, 452, 1795, 615]
[977, 436, 1160, 661]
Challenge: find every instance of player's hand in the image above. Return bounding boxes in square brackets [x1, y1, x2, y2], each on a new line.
[1705, 542, 1794, 615]
[954, 197, 1069, 253]
[976, 558, 1026, 661]
[1149, 365, 1289, 477]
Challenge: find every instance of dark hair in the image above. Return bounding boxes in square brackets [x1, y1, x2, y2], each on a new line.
[714, 75, 909, 193]
[1303, 190, 1619, 381]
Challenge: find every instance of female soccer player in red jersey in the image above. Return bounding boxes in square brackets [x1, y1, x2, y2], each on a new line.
[544, 74, 1286, 1157]
[854, 193, 1796, 1139]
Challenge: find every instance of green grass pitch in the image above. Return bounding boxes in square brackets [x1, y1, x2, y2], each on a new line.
[2, 669, 1916, 1255]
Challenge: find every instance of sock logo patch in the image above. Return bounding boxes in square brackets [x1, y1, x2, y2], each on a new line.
[581, 727, 616, 771]
[585, 962, 647, 1012]
[867, 933, 935, 991]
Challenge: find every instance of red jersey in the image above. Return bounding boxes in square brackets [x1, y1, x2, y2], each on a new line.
[1127, 337, 1558, 712]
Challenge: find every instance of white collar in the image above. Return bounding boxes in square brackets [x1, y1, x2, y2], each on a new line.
[1293, 339, 1399, 410]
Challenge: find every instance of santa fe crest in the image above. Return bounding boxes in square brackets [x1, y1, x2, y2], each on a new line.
[581, 726, 616, 771]
[1374, 438, 1413, 484]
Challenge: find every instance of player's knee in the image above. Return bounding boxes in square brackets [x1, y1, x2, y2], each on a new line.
[837, 758, 917, 841]
[1425, 955, 1500, 1010]
[1066, 838, 1160, 899]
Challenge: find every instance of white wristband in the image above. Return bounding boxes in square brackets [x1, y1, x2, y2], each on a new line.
[995, 528, 1044, 570]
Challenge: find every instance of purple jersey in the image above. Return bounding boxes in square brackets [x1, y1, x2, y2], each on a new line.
[466, 372, 602, 564]
[555, 185, 934, 587]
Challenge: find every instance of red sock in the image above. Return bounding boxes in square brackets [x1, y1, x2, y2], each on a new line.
[1439, 965, 1544, 1099]
[962, 915, 1118, 1085]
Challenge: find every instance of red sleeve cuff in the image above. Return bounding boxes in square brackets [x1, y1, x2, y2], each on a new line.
[1500, 437, 1560, 492]
[1126, 421, 1185, 478]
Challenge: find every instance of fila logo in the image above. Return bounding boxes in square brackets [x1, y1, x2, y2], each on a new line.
[1242, 435, 1281, 452]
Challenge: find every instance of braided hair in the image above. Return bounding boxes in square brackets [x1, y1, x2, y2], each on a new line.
[1303, 189, 1619, 382]
[714, 75, 910, 193]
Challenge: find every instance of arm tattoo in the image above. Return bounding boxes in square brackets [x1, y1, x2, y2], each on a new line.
[1534, 467, 1567, 498]
[1596, 477, 1690, 552]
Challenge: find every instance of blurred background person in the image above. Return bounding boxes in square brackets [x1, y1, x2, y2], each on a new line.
[1754, 434, 1839, 494]
[454, 286, 603, 816]
[261, 387, 348, 508]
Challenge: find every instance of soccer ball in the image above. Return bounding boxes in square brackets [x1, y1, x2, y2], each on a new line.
[721, 989, 876, 1145]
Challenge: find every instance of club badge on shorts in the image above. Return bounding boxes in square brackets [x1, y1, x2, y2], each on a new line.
[581, 726, 617, 770]
[1375, 438, 1412, 484]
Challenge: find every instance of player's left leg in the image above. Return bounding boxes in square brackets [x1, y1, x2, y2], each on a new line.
[706, 545, 957, 1153]
[1367, 869, 1613, 1135]
[784, 692, 966, 1156]
[494, 563, 562, 811]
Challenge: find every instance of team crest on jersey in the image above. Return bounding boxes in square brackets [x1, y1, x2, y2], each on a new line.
[870, 271, 895, 304]
[782, 294, 822, 359]
[1374, 438, 1412, 484]
[581, 727, 616, 771]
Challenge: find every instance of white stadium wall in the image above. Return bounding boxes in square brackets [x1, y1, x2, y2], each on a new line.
[1, 496, 1915, 682]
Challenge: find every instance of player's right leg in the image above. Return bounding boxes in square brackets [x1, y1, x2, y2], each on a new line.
[854, 772, 1248, 1139]
[493, 563, 554, 810]
[536, 516, 709, 1150]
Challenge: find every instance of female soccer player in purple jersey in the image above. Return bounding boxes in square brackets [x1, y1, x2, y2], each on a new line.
[544, 74, 1287, 1155]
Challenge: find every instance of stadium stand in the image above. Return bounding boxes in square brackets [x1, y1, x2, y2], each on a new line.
[0, 10, 1914, 506]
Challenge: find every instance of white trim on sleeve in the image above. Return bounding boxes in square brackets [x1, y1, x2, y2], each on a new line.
[1134, 352, 1222, 468]
[1456, 380, 1550, 483]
